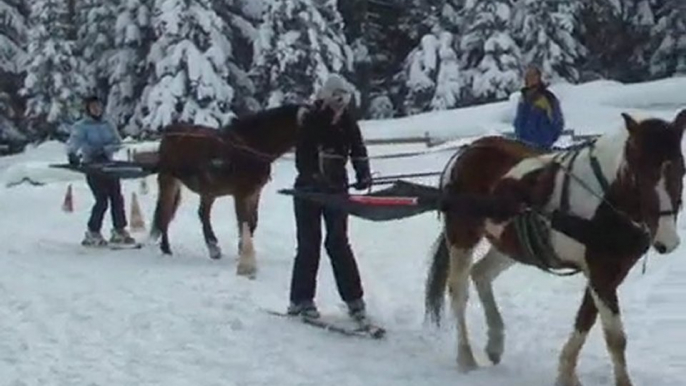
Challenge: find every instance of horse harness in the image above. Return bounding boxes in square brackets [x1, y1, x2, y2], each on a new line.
[512, 139, 671, 276]
[164, 129, 279, 164]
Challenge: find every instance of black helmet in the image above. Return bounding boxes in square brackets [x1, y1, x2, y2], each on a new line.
[83, 95, 100, 106]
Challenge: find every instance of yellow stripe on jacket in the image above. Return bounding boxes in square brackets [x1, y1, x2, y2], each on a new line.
[532, 95, 553, 120]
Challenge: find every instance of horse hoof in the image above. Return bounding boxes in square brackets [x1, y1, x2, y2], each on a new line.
[555, 375, 583, 386]
[236, 264, 256, 279]
[208, 243, 222, 260]
[485, 333, 504, 365]
[457, 360, 478, 373]
[487, 350, 501, 365]
[457, 345, 478, 373]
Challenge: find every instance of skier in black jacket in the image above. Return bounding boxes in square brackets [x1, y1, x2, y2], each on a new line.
[288, 74, 372, 320]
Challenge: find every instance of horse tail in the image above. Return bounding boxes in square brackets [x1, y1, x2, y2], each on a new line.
[425, 229, 450, 326]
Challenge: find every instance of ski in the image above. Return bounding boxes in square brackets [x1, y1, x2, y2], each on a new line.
[264, 309, 386, 339]
[108, 243, 143, 250]
[82, 242, 143, 251]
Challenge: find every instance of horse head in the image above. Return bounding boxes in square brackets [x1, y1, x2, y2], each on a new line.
[621, 109, 686, 254]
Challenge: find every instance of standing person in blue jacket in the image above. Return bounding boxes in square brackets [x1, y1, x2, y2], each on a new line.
[66, 95, 135, 247]
[513, 65, 565, 150]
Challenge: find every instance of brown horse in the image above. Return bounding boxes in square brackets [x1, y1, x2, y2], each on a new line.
[150, 104, 309, 278]
[425, 110, 686, 386]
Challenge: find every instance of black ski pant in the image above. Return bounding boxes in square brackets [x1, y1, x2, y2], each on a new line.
[86, 173, 127, 233]
[289, 196, 363, 304]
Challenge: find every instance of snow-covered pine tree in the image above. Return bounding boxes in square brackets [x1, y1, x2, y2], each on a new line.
[211, 0, 261, 115]
[630, 0, 657, 26]
[21, 0, 89, 140]
[578, 0, 653, 81]
[431, 31, 462, 110]
[399, 33, 440, 115]
[339, 0, 409, 118]
[77, 0, 119, 102]
[396, 27, 463, 115]
[440, 0, 465, 33]
[393, 0, 467, 115]
[0, 0, 29, 145]
[515, 0, 586, 83]
[337, 0, 374, 115]
[107, 0, 152, 137]
[460, 0, 522, 103]
[140, 0, 236, 134]
[620, 0, 656, 80]
[649, 0, 686, 77]
[253, 0, 356, 108]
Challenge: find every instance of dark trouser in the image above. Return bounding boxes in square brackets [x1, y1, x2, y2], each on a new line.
[289, 196, 363, 304]
[86, 173, 127, 232]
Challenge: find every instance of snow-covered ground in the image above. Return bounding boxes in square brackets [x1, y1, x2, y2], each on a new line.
[1, 78, 686, 386]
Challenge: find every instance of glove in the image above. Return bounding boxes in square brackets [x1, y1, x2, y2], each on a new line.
[351, 175, 372, 191]
[68, 153, 80, 166]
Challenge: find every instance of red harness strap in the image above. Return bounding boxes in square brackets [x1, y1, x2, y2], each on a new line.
[348, 196, 419, 206]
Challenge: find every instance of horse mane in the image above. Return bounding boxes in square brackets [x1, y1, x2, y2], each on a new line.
[221, 104, 305, 141]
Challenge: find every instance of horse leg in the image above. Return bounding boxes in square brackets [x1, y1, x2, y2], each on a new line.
[589, 282, 633, 386]
[471, 246, 515, 365]
[556, 287, 598, 386]
[151, 172, 181, 255]
[234, 192, 259, 278]
[447, 242, 478, 372]
[199, 195, 221, 260]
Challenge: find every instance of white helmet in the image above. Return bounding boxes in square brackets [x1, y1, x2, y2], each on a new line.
[316, 74, 353, 113]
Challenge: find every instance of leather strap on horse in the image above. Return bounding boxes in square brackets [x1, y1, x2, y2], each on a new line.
[512, 209, 581, 276]
[165, 130, 277, 163]
[509, 140, 608, 277]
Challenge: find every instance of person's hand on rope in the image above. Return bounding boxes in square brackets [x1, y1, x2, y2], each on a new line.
[351, 174, 372, 191]
[68, 152, 81, 166]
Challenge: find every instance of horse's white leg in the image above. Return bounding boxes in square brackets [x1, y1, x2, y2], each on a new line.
[448, 245, 478, 372]
[556, 287, 597, 386]
[590, 288, 633, 386]
[235, 192, 259, 278]
[236, 221, 256, 278]
[471, 247, 515, 365]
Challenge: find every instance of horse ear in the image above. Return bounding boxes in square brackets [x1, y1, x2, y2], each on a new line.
[673, 109, 686, 132]
[621, 113, 639, 135]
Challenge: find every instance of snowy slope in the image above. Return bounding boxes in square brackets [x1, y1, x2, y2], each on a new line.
[1, 78, 686, 386]
[361, 76, 686, 140]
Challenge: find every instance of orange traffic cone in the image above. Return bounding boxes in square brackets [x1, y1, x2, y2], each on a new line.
[62, 184, 74, 213]
[129, 191, 145, 232]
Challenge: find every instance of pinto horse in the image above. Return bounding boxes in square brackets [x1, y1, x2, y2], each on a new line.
[425, 110, 686, 386]
[150, 104, 308, 278]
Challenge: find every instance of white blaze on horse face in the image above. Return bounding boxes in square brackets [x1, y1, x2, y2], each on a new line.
[654, 175, 680, 253]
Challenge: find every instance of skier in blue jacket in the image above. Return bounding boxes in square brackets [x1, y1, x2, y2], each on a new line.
[513, 66, 565, 150]
[66, 95, 135, 247]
